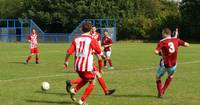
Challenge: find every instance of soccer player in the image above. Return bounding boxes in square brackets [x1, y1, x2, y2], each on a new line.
[64, 22, 112, 105]
[64, 28, 115, 101]
[102, 30, 113, 70]
[154, 28, 189, 98]
[25, 28, 39, 64]
[91, 26, 104, 73]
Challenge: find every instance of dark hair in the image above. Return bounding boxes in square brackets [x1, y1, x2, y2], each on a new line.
[162, 28, 171, 35]
[82, 22, 92, 33]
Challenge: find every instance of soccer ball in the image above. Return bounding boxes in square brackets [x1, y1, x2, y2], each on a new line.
[41, 82, 50, 91]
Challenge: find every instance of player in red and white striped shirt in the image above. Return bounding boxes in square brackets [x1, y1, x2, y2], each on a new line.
[25, 28, 39, 64]
[64, 22, 104, 105]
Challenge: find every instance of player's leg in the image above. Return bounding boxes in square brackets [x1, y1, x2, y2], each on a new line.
[156, 64, 166, 97]
[26, 49, 34, 63]
[162, 65, 176, 94]
[95, 71, 115, 95]
[66, 77, 82, 92]
[69, 79, 88, 102]
[106, 51, 113, 70]
[96, 54, 103, 73]
[76, 72, 95, 105]
[35, 48, 39, 64]
[78, 79, 95, 105]
[103, 51, 108, 69]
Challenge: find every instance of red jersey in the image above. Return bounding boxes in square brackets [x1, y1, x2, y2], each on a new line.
[92, 32, 100, 41]
[67, 33, 102, 72]
[102, 36, 112, 51]
[156, 37, 185, 67]
[28, 33, 38, 49]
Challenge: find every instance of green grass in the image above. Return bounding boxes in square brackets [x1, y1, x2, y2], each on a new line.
[0, 42, 200, 105]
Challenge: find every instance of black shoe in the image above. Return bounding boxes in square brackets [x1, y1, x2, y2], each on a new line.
[66, 80, 71, 93]
[36, 62, 39, 64]
[157, 92, 163, 98]
[106, 89, 116, 95]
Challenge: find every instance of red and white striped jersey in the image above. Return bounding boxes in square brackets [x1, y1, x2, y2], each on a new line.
[67, 33, 102, 72]
[28, 34, 38, 49]
[92, 32, 100, 41]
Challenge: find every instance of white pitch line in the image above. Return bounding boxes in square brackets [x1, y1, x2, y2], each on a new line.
[0, 60, 199, 82]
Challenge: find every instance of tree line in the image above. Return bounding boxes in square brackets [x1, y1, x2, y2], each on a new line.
[0, 0, 199, 41]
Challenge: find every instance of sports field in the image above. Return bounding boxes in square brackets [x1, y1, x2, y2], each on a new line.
[0, 42, 200, 105]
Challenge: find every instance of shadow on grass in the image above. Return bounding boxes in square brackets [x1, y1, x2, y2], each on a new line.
[26, 99, 74, 105]
[35, 91, 67, 96]
[113, 94, 156, 98]
[8, 61, 26, 64]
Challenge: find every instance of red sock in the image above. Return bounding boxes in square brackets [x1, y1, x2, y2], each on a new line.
[98, 60, 103, 70]
[70, 78, 82, 85]
[163, 76, 173, 92]
[156, 80, 163, 94]
[81, 83, 95, 101]
[108, 59, 113, 66]
[98, 77, 108, 95]
[26, 56, 32, 63]
[36, 54, 39, 63]
[74, 79, 87, 92]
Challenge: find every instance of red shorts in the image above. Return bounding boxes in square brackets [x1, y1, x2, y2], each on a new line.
[77, 71, 95, 81]
[30, 48, 39, 54]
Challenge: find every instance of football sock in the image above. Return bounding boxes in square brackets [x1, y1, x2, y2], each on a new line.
[81, 83, 95, 101]
[74, 79, 87, 92]
[104, 60, 107, 67]
[163, 76, 173, 92]
[108, 59, 113, 66]
[98, 60, 103, 70]
[26, 56, 32, 63]
[98, 77, 108, 94]
[156, 80, 163, 94]
[36, 54, 39, 63]
[70, 78, 82, 85]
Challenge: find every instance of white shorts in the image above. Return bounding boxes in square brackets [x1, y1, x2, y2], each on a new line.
[104, 51, 111, 57]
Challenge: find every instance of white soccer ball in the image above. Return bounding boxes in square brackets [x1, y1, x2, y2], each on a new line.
[41, 82, 50, 91]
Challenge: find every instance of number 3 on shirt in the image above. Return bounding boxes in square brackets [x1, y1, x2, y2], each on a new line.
[168, 42, 175, 53]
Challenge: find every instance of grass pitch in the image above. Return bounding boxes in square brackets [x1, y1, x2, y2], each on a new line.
[0, 42, 200, 105]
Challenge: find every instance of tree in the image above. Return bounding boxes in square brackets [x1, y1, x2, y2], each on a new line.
[180, 0, 200, 40]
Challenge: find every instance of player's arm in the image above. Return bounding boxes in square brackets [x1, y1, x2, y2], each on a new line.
[154, 42, 162, 55]
[184, 42, 189, 47]
[27, 35, 31, 43]
[104, 44, 112, 48]
[103, 37, 112, 47]
[91, 39, 103, 56]
[154, 49, 160, 55]
[174, 28, 179, 38]
[64, 40, 75, 69]
[178, 39, 189, 47]
[98, 41, 102, 49]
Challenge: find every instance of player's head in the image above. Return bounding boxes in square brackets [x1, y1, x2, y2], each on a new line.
[104, 30, 108, 36]
[32, 28, 36, 34]
[162, 28, 171, 38]
[82, 22, 92, 33]
[91, 26, 96, 33]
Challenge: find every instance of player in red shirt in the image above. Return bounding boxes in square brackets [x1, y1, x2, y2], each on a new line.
[64, 22, 113, 105]
[25, 28, 39, 64]
[154, 28, 189, 97]
[102, 30, 113, 70]
[91, 26, 104, 73]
